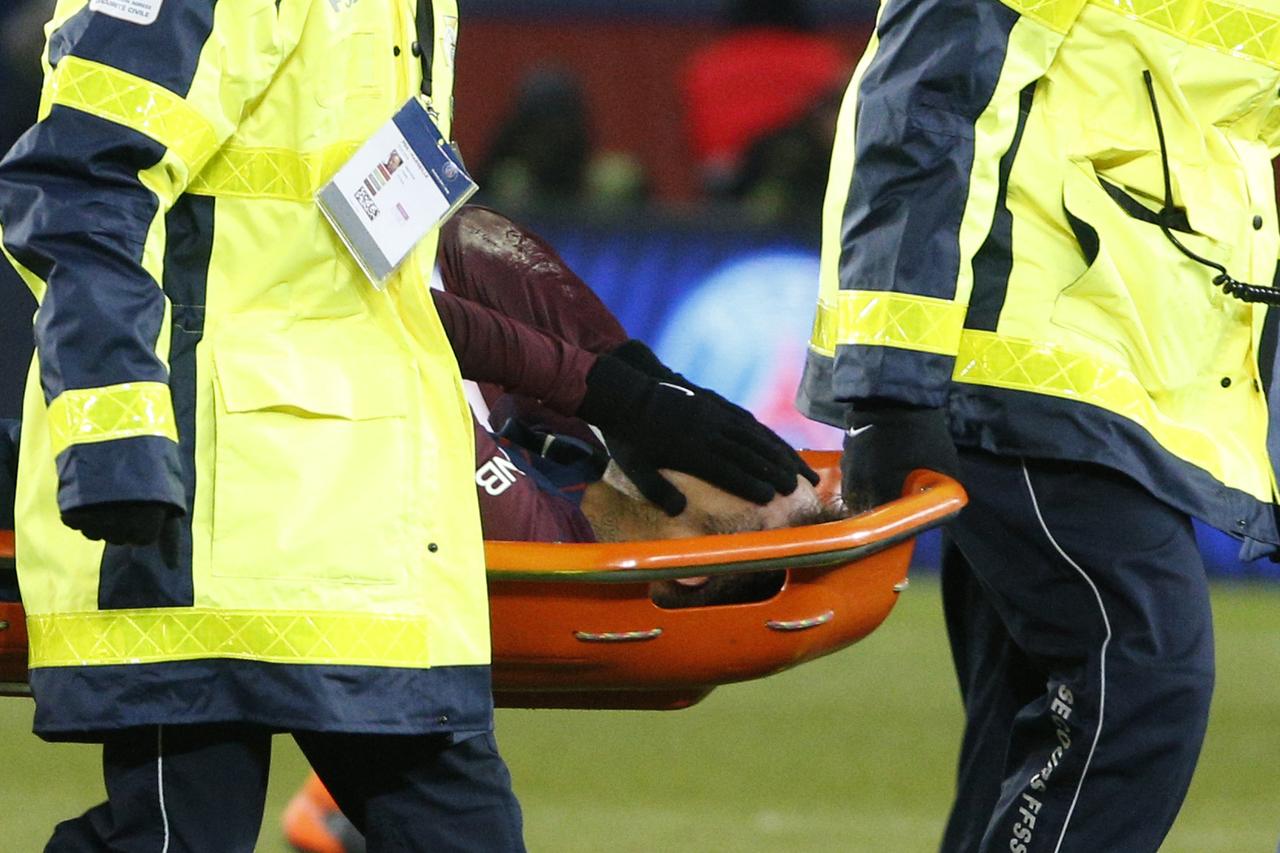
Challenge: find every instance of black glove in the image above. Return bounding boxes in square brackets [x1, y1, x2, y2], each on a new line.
[62, 501, 172, 546]
[607, 339, 818, 485]
[842, 402, 959, 511]
[603, 436, 691, 516]
[578, 350, 804, 515]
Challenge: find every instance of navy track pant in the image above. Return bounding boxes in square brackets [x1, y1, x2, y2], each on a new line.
[939, 449, 1214, 853]
[45, 725, 525, 852]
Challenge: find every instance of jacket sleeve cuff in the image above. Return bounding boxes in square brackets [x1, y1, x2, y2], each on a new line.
[831, 345, 956, 409]
[54, 435, 185, 516]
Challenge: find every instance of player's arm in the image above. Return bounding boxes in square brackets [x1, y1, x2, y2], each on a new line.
[430, 287, 811, 514]
[431, 287, 596, 414]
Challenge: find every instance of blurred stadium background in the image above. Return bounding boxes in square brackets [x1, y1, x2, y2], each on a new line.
[0, 1, 1278, 849]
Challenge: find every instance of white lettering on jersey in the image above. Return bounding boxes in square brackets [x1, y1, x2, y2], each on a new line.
[476, 450, 525, 496]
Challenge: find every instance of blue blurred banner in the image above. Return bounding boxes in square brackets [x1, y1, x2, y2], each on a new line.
[526, 213, 1280, 580]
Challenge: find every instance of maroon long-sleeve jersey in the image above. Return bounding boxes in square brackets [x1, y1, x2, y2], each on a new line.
[434, 207, 629, 543]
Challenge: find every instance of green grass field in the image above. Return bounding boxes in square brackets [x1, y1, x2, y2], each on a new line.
[2, 577, 1277, 851]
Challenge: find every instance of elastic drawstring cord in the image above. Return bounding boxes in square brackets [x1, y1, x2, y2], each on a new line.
[1141, 69, 1280, 305]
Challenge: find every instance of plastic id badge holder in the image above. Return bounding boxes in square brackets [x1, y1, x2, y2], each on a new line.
[318, 98, 477, 288]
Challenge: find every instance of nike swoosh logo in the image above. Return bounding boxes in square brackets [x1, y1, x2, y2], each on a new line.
[846, 424, 874, 438]
[658, 382, 695, 397]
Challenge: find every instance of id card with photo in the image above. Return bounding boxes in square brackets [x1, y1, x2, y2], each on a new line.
[318, 98, 478, 288]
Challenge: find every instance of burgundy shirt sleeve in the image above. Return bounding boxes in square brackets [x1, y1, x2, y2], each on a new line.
[430, 287, 596, 416]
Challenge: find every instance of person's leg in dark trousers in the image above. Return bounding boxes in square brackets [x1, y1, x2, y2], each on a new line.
[939, 540, 1045, 852]
[940, 449, 1213, 853]
[295, 730, 525, 853]
[46, 724, 273, 852]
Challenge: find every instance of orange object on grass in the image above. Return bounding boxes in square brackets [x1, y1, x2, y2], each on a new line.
[281, 774, 347, 853]
[0, 453, 965, 707]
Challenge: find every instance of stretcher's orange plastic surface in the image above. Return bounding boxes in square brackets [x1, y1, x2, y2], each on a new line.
[486, 453, 963, 708]
[0, 453, 965, 709]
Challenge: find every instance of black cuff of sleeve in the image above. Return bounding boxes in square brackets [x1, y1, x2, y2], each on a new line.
[607, 339, 673, 381]
[576, 353, 651, 435]
[55, 435, 186, 517]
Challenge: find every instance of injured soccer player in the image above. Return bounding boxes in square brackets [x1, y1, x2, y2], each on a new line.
[441, 205, 841, 606]
[433, 205, 818, 522]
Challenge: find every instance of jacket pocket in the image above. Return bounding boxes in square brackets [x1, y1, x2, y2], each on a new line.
[210, 320, 413, 584]
[1051, 157, 1247, 394]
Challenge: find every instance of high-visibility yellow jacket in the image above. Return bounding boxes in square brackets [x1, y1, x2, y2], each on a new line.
[0, 0, 492, 739]
[799, 0, 1280, 558]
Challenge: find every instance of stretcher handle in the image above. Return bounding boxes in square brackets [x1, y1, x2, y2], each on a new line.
[483, 468, 966, 583]
[0, 530, 11, 565]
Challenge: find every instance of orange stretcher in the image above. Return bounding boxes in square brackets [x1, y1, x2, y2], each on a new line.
[0, 452, 964, 710]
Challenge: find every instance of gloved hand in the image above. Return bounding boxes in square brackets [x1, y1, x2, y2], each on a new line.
[609, 341, 817, 484]
[605, 339, 818, 492]
[842, 402, 959, 511]
[62, 501, 172, 546]
[578, 349, 807, 516]
[603, 436, 691, 516]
